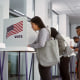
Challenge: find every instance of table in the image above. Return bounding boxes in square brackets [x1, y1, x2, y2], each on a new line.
[0, 47, 36, 80]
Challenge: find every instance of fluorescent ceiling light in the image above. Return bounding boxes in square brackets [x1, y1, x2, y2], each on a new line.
[14, 10, 25, 15]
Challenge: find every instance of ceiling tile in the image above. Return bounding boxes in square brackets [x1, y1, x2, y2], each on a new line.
[52, 0, 80, 18]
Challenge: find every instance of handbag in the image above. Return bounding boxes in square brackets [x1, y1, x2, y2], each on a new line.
[37, 29, 60, 66]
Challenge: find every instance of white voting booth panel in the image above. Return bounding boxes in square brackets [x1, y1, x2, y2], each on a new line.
[0, 6, 5, 48]
[0, 7, 8, 80]
[3, 17, 37, 51]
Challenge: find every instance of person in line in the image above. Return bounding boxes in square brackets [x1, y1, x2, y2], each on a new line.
[75, 26, 80, 80]
[28, 16, 52, 80]
[51, 27, 70, 80]
[71, 36, 79, 50]
[71, 36, 79, 79]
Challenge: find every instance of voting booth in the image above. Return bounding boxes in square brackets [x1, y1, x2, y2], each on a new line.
[0, 17, 39, 80]
[3, 17, 37, 51]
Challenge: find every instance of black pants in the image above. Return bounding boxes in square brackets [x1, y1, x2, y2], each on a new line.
[78, 58, 80, 80]
[77, 58, 79, 78]
[59, 56, 70, 80]
[38, 64, 51, 80]
[76, 54, 79, 79]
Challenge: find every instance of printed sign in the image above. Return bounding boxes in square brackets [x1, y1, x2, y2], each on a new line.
[6, 21, 23, 38]
[3, 17, 37, 51]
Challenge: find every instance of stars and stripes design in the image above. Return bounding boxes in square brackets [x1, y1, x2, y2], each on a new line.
[6, 21, 23, 38]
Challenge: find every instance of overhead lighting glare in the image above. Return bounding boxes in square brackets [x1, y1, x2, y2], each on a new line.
[14, 10, 25, 15]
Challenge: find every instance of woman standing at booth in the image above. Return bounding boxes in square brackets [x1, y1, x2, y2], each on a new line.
[28, 16, 52, 80]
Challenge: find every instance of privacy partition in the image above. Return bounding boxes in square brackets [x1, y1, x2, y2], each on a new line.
[0, 17, 37, 80]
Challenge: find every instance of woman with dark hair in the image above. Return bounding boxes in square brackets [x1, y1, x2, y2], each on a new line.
[28, 16, 52, 80]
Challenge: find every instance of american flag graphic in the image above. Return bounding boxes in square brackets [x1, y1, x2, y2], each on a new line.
[6, 21, 23, 38]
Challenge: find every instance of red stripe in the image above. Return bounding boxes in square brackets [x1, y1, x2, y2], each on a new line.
[14, 26, 22, 32]
[17, 23, 23, 30]
[7, 31, 14, 38]
[15, 22, 23, 29]
[14, 21, 23, 27]
[14, 21, 23, 30]
[7, 29, 18, 38]
[7, 30, 17, 37]
[14, 24, 22, 32]
[13, 24, 23, 33]
[6, 21, 23, 38]
[13, 27, 19, 33]
[14, 25, 21, 32]
[16, 21, 23, 28]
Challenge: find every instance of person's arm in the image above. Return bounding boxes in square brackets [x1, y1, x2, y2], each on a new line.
[29, 28, 49, 48]
[74, 48, 79, 51]
[70, 46, 78, 49]
[56, 34, 65, 52]
[70, 46, 74, 49]
[78, 41, 80, 52]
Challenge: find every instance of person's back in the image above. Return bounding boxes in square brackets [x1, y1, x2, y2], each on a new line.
[51, 27, 65, 55]
[51, 27, 70, 80]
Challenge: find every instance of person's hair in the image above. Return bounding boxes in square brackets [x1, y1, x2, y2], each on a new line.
[73, 36, 79, 40]
[30, 16, 45, 29]
[76, 26, 80, 29]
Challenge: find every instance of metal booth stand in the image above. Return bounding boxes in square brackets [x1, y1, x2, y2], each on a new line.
[0, 47, 36, 80]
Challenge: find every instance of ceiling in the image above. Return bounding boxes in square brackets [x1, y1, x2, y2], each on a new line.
[52, 0, 80, 18]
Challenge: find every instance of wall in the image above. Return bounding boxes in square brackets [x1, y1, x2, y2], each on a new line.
[35, 0, 52, 27]
[0, 0, 9, 19]
[27, 0, 34, 18]
[34, 0, 52, 80]
[70, 17, 80, 38]
[0, 7, 3, 43]
[70, 24, 80, 38]
[66, 15, 70, 37]
[59, 14, 70, 37]
[0, 0, 9, 80]
[70, 17, 80, 24]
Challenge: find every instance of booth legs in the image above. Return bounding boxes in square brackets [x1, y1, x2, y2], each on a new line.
[25, 52, 28, 80]
[18, 51, 20, 80]
[0, 51, 5, 80]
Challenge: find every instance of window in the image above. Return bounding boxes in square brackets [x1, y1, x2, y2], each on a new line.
[52, 11, 59, 31]
[9, 0, 35, 18]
